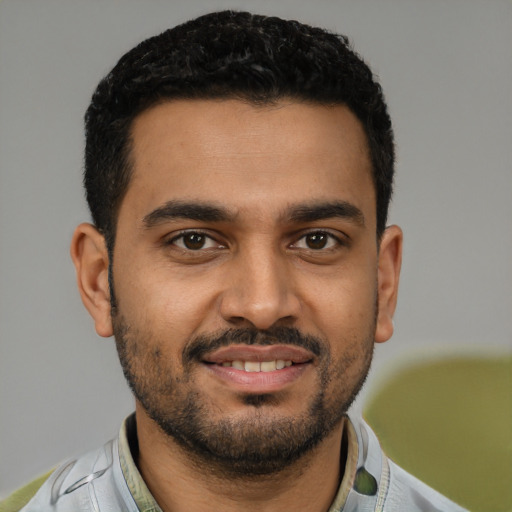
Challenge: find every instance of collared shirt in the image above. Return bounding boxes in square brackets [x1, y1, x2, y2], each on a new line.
[117, 413, 360, 512]
[7, 413, 468, 511]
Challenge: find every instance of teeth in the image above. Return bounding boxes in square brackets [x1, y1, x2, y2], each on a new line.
[244, 361, 260, 372]
[260, 361, 276, 372]
[221, 360, 293, 372]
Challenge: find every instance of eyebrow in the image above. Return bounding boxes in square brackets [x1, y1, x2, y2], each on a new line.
[286, 201, 365, 226]
[142, 199, 365, 229]
[143, 200, 235, 228]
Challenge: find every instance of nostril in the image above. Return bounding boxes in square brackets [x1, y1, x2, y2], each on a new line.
[227, 316, 252, 326]
[218, 283, 301, 330]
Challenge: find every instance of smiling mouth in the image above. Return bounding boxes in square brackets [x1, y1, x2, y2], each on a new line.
[202, 344, 314, 368]
[212, 360, 294, 372]
[201, 346, 314, 392]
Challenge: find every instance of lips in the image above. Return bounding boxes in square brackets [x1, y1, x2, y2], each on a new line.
[203, 344, 313, 365]
[201, 344, 315, 393]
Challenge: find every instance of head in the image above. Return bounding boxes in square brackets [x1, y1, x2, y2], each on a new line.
[84, 10, 394, 253]
[73, 11, 401, 477]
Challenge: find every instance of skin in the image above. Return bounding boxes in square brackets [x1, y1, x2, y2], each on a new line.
[71, 99, 402, 512]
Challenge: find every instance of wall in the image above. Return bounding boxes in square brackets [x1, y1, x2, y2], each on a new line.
[1, 0, 511, 496]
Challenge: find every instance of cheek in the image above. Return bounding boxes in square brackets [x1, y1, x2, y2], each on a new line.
[115, 263, 219, 344]
[303, 268, 378, 336]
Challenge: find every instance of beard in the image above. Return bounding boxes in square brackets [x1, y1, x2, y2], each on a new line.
[114, 319, 374, 477]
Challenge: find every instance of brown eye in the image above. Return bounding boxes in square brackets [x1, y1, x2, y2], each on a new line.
[293, 231, 340, 251]
[305, 233, 328, 249]
[171, 232, 219, 251]
[183, 233, 206, 250]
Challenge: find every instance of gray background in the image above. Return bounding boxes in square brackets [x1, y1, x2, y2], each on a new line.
[1, 0, 511, 497]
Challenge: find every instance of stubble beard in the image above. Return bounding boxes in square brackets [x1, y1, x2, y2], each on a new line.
[113, 318, 375, 478]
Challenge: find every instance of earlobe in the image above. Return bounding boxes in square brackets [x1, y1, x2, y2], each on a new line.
[70, 223, 113, 338]
[375, 225, 402, 343]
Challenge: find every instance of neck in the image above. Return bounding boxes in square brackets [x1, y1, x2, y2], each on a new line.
[134, 404, 346, 512]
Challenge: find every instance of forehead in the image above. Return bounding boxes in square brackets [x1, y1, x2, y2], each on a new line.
[123, 99, 375, 226]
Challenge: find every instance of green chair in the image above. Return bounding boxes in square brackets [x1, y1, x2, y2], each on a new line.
[364, 355, 512, 512]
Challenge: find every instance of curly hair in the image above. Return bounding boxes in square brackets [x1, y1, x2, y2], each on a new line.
[84, 10, 394, 250]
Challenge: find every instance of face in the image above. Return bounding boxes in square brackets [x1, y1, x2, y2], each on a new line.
[86, 99, 399, 475]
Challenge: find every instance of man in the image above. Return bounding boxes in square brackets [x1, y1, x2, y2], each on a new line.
[4, 10, 467, 512]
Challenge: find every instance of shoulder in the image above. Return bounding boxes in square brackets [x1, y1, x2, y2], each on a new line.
[346, 415, 468, 511]
[2, 439, 138, 512]
[0, 470, 54, 512]
[383, 457, 468, 511]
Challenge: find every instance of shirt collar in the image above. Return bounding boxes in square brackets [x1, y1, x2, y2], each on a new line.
[118, 413, 358, 511]
[118, 414, 163, 512]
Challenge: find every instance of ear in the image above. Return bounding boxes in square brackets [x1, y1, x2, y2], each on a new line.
[70, 223, 113, 337]
[375, 225, 403, 343]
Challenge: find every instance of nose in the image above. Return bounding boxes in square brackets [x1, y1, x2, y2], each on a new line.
[218, 246, 301, 330]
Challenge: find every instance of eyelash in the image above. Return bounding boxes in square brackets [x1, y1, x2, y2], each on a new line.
[292, 231, 346, 251]
[165, 229, 346, 252]
[165, 230, 223, 251]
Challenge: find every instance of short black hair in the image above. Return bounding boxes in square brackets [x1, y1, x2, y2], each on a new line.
[84, 10, 394, 251]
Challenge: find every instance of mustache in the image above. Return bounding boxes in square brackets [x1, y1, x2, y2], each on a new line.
[183, 326, 324, 366]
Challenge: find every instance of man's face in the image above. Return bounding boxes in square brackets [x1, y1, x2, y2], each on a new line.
[110, 99, 389, 474]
